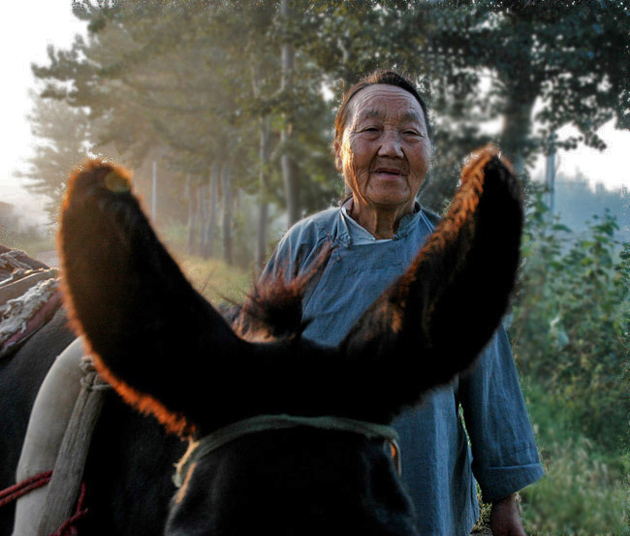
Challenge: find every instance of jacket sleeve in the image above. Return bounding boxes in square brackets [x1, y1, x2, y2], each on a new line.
[459, 326, 544, 503]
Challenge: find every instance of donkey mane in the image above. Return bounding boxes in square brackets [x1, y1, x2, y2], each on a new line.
[230, 246, 334, 342]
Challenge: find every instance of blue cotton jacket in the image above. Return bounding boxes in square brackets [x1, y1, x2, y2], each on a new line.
[262, 206, 544, 536]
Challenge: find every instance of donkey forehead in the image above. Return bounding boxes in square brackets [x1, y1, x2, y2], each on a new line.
[166, 427, 406, 535]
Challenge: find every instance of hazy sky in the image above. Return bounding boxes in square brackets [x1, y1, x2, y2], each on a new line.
[0, 0, 86, 224]
[1, 1, 627, 226]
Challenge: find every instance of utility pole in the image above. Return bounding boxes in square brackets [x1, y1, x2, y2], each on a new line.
[545, 134, 556, 220]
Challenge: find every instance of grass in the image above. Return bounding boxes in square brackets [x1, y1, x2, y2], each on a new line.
[174, 252, 254, 305]
[518, 381, 629, 536]
[160, 222, 255, 305]
[520, 437, 629, 535]
[473, 378, 629, 536]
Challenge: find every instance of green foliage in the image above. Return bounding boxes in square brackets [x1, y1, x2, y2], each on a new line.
[499, 188, 630, 534]
[511, 185, 630, 452]
[423, 1, 630, 158]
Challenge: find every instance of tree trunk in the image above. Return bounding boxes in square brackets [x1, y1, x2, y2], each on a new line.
[499, 20, 539, 176]
[251, 60, 273, 275]
[201, 164, 219, 259]
[281, 0, 300, 227]
[187, 174, 198, 256]
[256, 118, 271, 275]
[501, 85, 536, 176]
[198, 179, 209, 256]
[221, 161, 234, 266]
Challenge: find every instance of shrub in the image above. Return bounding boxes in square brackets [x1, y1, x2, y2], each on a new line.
[511, 190, 630, 452]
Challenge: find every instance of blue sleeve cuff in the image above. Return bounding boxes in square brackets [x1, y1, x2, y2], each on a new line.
[477, 463, 545, 504]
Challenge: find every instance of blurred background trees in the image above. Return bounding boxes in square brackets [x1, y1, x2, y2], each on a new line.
[24, 0, 630, 258]
[15, 94, 91, 221]
[15, 2, 630, 532]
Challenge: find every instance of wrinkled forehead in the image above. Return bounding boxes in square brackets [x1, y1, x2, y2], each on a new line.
[346, 85, 426, 128]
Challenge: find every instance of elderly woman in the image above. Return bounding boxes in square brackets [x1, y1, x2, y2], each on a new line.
[262, 70, 543, 536]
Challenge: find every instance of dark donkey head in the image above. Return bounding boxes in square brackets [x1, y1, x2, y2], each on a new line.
[58, 146, 523, 536]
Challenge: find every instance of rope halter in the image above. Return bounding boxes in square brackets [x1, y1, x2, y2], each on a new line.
[173, 414, 401, 488]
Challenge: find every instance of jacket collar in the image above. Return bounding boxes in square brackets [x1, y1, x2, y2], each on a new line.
[334, 200, 424, 247]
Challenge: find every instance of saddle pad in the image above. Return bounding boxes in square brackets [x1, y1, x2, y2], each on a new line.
[0, 248, 50, 280]
[0, 277, 62, 359]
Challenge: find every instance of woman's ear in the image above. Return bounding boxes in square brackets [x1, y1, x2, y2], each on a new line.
[333, 139, 343, 172]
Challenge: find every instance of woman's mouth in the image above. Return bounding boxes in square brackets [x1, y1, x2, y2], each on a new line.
[373, 168, 404, 177]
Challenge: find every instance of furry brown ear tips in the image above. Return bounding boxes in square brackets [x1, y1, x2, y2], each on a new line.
[460, 145, 515, 185]
[65, 160, 133, 207]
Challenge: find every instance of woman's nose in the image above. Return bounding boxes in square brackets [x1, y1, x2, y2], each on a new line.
[377, 130, 404, 158]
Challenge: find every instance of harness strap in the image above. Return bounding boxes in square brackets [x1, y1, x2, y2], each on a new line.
[36, 357, 111, 536]
[174, 414, 400, 488]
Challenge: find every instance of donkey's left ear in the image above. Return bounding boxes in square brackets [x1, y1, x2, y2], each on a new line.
[339, 146, 523, 419]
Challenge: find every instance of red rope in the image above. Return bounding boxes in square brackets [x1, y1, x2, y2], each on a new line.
[0, 470, 52, 508]
[0, 471, 89, 535]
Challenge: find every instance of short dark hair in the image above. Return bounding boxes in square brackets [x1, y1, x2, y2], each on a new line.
[334, 70, 432, 146]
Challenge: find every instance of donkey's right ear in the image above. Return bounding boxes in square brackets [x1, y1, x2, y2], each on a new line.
[339, 146, 523, 419]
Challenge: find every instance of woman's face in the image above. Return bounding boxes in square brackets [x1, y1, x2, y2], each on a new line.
[335, 84, 431, 211]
